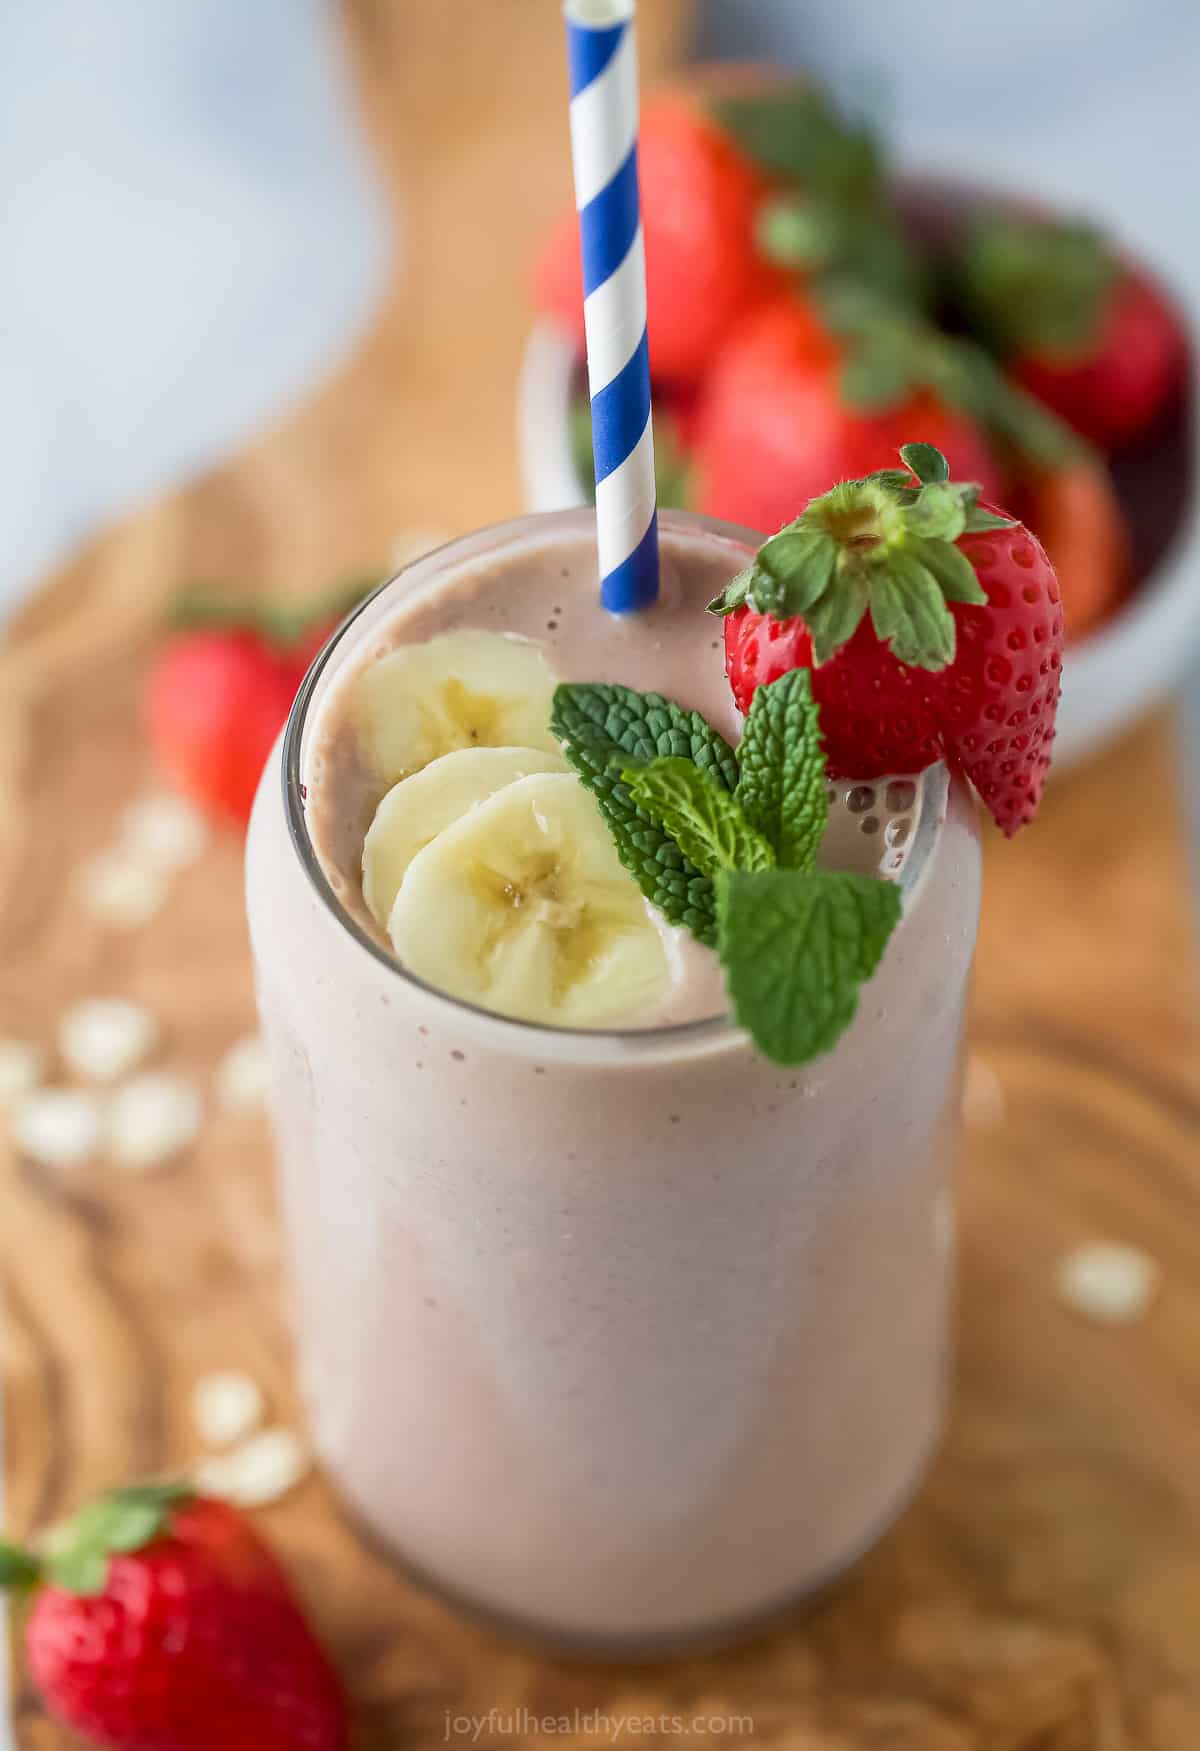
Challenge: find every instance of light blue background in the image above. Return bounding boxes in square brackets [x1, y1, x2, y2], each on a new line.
[0, 0, 390, 609]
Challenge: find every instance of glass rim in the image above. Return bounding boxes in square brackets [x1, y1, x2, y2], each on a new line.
[281, 507, 948, 1056]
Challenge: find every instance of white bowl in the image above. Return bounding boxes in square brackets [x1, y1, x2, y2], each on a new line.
[518, 318, 1200, 770]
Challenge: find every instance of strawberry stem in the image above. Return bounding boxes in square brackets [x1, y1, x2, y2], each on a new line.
[41, 1484, 193, 1597]
[0, 1540, 42, 1593]
[172, 576, 382, 649]
[709, 445, 1007, 671]
[957, 214, 1117, 360]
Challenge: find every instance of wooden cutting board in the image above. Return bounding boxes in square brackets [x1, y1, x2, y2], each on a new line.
[4, 4, 1200, 1746]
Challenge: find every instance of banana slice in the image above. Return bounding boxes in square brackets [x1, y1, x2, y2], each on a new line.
[362, 745, 565, 928]
[356, 630, 561, 786]
[388, 773, 672, 1028]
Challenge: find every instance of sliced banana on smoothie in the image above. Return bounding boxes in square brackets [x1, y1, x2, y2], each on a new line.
[362, 745, 565, 928]
[356, 629, 561, 785]
[388, 773, 672, 1028]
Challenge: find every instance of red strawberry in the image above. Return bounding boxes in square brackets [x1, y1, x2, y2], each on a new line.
[146, 630, 304, 826]
[533, 94, 783, 383]
[725, 612, 944, 777]
[144, 576, 375, 826]
[718, 443, 1063, 835]
[959, 216, 1187, 449]
[695, 296, 1004, 534]
[1, 1486, 347, 1751]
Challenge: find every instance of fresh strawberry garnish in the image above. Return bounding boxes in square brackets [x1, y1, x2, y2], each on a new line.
[715, 443, 1064, 835]
[695, 295, 1004, 533]
[958, 215, 1187, 448]
[534, 94, 783, 383]
[1011, 458, 1130, 640]
[146, 630, 304, 826]
[725, 612, 943, 777]
[1, 1486, 347, 1751]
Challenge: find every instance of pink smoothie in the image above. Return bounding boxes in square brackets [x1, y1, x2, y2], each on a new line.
[247, 509, 982, 1649]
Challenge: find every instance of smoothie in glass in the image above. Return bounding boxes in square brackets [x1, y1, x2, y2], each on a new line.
[246, 507, 982, 1649]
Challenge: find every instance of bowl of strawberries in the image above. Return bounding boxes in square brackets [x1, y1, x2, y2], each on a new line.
[521, 76, 1198, 770]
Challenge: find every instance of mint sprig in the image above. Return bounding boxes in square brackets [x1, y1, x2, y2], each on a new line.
[716, 869, 901, 1064]
[956, 214, 1117, 361]
[736, 668, 827, 871]
[550, 683, 739, 946]
[623, 759, 774, 880]
[552, 670, 902, 1066]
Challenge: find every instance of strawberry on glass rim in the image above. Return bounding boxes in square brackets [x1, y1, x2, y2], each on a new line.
[713, 443, 1064, 836]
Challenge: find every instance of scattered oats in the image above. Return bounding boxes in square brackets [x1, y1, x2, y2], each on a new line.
[215, 1034, 268, 1114]
[1056, 1242, 1160, 1326]
[391, 529, 449, 572]
[106, 1072, 203, 1172]
[59, 998, 159, 1084]
[11, 1088, 103, 1171]
[119, 793, 210, 874]
[77, 851, 167, 930]
[0, 1039, 45, 1106]
[962, 1055, 1006, 1128]
[192, 1370, 265, 1449]
[192, 1428, 308, 1508]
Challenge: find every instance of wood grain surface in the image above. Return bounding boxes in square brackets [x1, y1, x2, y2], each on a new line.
[3, 4, 1200, 1747]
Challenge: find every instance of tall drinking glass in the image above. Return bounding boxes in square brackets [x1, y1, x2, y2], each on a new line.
[246, 509, 982, 1652]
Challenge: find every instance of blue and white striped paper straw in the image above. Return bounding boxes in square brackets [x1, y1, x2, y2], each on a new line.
[564, 0, 659, 613]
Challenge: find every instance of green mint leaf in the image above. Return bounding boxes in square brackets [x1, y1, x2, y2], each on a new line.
[552, 682, 739, 791]
[623, 759, 774, 881]
[736, 669, 827, 872]
[551, 683, 740, 946]
[867, 551, 957, 670]
[716, 868, 901, 1066]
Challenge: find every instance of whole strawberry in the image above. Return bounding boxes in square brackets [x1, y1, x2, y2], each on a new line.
[695, 296, 1004, 533]
[146, 630, 305, 826]
[1, 1485, 347, 1751]
[533, 93, 783, 383]
[958, 215, 1187, 449]
[716, 443, 1064, 835]
[145, 581, 371, 826]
